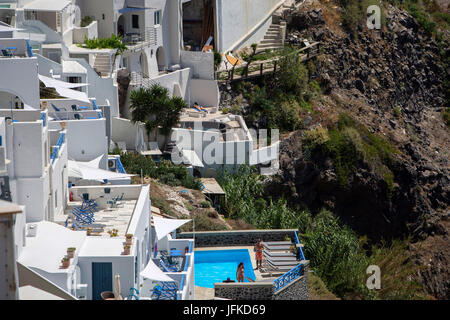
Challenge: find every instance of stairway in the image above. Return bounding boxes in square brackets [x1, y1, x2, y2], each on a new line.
[256, 23, 285, 54]
[93, 53, 112, 77]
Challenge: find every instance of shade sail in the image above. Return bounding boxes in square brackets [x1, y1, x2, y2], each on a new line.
[181, 149, 204, 168]
[68, 160, 134, 181]
[39, 74, 90, 103]
[23, 0, 71, 11]
[39, 74, 89, 89]
[153, 217, 192, 241]
[140, 259, 175, 282]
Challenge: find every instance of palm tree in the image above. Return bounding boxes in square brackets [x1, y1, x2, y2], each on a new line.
[129, 84, 186, 149]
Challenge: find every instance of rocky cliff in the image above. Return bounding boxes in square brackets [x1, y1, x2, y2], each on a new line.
[265, 3, 449, 299]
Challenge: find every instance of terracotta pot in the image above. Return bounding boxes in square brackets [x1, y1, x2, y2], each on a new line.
[67, 250, 75, 259]
[61, 260, 70, 269]
[123, 247, 130, 255]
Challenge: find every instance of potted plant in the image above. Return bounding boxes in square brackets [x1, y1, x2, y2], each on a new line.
[125, 234, 133, 245]
[61, 256, 70, 269]
[87, 227, 92, 236]
[67, 247, 76, 258]
[123, 245, 131, 255]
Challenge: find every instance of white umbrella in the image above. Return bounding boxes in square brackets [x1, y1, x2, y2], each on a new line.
[114, 274, 123, 300]
[140, 259, 175, 282]
[153, 217, 192, 241]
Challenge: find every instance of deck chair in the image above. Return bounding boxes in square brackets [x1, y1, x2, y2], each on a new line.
[159, 259, 179, 272]
[51, 104, 67, 112]
[225, 53, 243, 68]
[151, 282, 178, 300]
[72, 207, 95, 225]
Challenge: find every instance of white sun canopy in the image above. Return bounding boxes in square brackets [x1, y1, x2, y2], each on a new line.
[39, 74, 89, 89]
[68, 159, 134, 181]
[140, 259, 175, 282]
[39, 74, 91, 103]
[153, 217, 192, 241]
[181, 149, 204, 168]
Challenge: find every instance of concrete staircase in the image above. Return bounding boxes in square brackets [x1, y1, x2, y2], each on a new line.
[256, 22, 286, 54]
[93, 53, 112, 77]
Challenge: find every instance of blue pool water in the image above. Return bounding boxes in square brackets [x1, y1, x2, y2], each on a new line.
[194, 249, 256, 288]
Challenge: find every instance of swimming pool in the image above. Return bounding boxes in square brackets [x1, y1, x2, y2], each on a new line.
[194, 249, 256, 288]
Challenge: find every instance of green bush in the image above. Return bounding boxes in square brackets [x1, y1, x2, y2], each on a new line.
[303, 114, 397, 190]
[80, 16, 93, 28]
[200, 201, 211, 208]
[79, 34, 127, 54]
[116, 152, 202, 190]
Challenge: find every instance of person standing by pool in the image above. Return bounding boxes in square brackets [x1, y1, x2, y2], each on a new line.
[236, 263, 245, 282]
[254, 239, 264, 270]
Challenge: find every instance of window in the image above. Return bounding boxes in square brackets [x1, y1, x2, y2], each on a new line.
[154, 10, 161, 25]
[67, 77, 82, 91]
[102, 14, 105, 20]
[132, 14, 139, 29]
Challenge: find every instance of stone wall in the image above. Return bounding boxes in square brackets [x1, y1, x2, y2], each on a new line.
[177, 229, 298, 247]
[215, 283, 274, 300]
[214, 264, 309, 300]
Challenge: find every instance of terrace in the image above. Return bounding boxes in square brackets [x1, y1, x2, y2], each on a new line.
[59, 185, 149, 238]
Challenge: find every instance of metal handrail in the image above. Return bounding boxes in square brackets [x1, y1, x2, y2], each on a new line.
[51, 132, 65, 163]
[40, 112, 46, 127]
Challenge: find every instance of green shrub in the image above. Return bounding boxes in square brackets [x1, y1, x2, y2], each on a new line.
[79, 34, 127, 54]
[118, 153, 202, 190]
[443, 108, 450, 128]
[80, 16, 93, 28]
[200, 201, 211, 208]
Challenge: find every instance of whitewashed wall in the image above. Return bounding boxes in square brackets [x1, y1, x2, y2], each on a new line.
[215, 0, 284, 52]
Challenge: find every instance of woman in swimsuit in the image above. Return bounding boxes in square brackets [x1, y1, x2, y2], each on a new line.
[236, 262, 245, 283]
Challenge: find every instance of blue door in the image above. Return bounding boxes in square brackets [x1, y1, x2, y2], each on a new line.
[92, 262, 113, 300]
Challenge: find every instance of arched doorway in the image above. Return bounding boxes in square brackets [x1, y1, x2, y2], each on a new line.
[117, 15, 125, 37]
[156, 46, 166, 72]
[140, 52, 149, 78]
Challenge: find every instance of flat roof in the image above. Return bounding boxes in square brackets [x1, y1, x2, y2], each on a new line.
[62, 60, 87, 74]
[78, 237, 128, 257]
[0, 200, 22, 216]
[199, 178, 225, 195]
[18, 221, 86, 274]
[23, 0, 70, 12]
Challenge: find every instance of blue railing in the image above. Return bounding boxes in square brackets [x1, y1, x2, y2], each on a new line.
[183, 255, 190, 272]
[293, 230, 306, 261]
[40, 112, 46, 127]
[273, 263, 305, 292]
[116, 157, 127, 174]
[26, 40, 34, 57]
[51, 132, 65, 163]
[188, 241, 193, 253]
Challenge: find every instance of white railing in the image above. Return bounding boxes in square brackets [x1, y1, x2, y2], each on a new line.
[130, 71, 157, 88]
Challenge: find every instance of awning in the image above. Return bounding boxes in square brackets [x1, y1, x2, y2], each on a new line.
[181, 149, 204, 168]
[23, 0, 70, 11]
[118, 7, 154, 14]
[39, 74, 89, 89]
[68, 159, 134, 181]
[140, 260, 175, 282]
[39, 74, 91, 103]
[153, 217, 191, 241]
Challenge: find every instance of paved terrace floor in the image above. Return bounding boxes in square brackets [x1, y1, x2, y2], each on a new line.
[59, 199, 137, 237]
[194, 246, 277, 300]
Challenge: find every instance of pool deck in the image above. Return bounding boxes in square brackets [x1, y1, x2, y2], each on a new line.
[194, 246, 267, 300]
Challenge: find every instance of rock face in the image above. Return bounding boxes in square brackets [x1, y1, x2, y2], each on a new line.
[265, 5, 449, 299]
